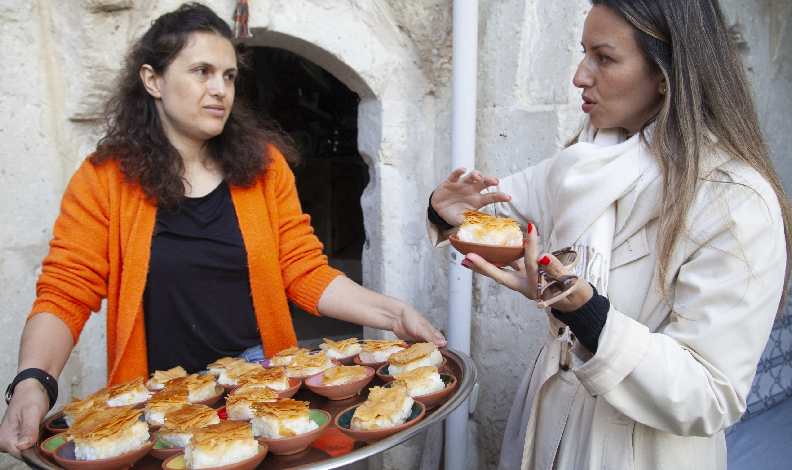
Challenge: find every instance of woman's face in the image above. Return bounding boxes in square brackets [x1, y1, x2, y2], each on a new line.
[573, 5, 665, 134]
[142, 32, 237, 147]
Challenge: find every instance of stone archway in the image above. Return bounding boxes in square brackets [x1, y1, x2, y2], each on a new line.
[242, 2, 435, 318]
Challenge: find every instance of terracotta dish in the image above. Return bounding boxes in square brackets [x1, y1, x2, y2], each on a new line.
[304, 367, 375, 400]
[192, 386, 224, 407]
[53, 432, 156, 470]
[148, 434, 183, 461]
[448, 234, 524, 267]
[161, 444, 268, 470]
[385, 374, 457, 410]
[40, 433, 66, 461]
[229, 378, 300, 399]
[334, 402, 425, 445]
[255, 410, 330, 455]
[44, 412, 68, 435]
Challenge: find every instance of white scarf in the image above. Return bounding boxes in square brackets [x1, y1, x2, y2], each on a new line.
[544, 118, 663, 294]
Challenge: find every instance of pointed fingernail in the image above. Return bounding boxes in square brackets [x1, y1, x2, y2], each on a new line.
[538, 255, 550, 265]
[527, 222, 533, 234]
[462, 263, 471, 269]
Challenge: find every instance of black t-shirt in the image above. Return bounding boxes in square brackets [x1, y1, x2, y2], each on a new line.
[143, 181, 260, 374]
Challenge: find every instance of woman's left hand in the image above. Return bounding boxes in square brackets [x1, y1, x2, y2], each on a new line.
[460, 223, 593, 313]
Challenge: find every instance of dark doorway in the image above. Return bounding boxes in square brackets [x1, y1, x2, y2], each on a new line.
[237, 47, 368, 347]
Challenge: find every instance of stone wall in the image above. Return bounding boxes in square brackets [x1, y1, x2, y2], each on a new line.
[0, 1, 789, 469]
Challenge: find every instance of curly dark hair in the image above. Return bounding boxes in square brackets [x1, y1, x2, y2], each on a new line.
[91, 3, 298, 209]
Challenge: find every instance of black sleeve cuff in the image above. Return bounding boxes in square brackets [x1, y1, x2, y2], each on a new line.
[551, 284, 609, 354]
[427, 191, 455, 230]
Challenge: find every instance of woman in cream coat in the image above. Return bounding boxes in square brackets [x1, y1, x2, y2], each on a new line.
[429, 1, 792, 469]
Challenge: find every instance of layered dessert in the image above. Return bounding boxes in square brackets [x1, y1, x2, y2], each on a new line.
[358, 340, 408, 363]
[144, 386, 190, 425]
[225, 388, 279, 420]
[251, 399, 318, 439]
[319, 338, 361, 359]
[387, 343, 443, 374]
[321, 365, 368, 385]
[269, 347, 311, 366]
[206, 357, 247, 376]
[184, 421, 259, 469]
[146, 366, 187, 390]
[285, 352, 334, 378]
[66, 405, 149, 460]
[235, 367, 291, 393]
[104, 377, 152, 407]
[392, 366, 445, 396]
[350, 386, 414, 431]
[217, 362, 264, 386]
[164, 374, 218, 402]
[457, 210, 522, 246]
[157, 404, 220, 449]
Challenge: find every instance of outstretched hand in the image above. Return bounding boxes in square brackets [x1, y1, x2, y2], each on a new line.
[389, 303, 447, 347]
[0, 379, 49, 461]
[460, 222, 593, 312]
[431, 168, 512, 226]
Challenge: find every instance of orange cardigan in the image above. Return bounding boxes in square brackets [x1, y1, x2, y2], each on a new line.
[29, 148, 343, 386]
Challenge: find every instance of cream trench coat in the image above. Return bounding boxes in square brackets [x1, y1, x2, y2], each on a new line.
[429, 154, 785, 470]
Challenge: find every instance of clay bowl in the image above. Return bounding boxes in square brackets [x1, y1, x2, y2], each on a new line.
[255, 410, 330, 455]
[161, 444, 268, 470]
[286, 360, 341, 389]
[448, 234, 524, 268]
[259, 350, 319, 368]
[376, 357, 447, 383]
[216, 406, 254, 423]
[40, 433, 67, 460]
[334, 401, 425, 445]
[353, 355, 388, 372]
[44, 411, 68, 434]
[384, 374, 457, 410]
[53, 432, 156, 470]
[325, 354, 358, 366]
[148, 433, 184, 461]
[148, 423, 163, 433]
[219, 383, 238, 395]
[304, 367, 375, 400]
[191, 386, 224, 407]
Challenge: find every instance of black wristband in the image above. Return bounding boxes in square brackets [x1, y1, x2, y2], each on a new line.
[551, 284, 610, 354]
[427, 191, 455, 230]
[5, 368, 58, 410]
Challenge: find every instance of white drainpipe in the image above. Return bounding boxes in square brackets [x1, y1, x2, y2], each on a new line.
[445, 1, 478, 469]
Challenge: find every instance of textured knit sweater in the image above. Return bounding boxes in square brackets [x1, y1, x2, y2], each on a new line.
[29, 147, 343, 386]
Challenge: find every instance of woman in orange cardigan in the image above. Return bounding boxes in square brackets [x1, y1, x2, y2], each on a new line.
[0, 3, 444, 460]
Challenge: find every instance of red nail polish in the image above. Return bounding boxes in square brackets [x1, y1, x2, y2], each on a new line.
[527, 223, 533, 234]
[522, 239, 526, 246]
[464, 257, 473, 263]
[539, 255, 550, 265]
[462, 263, 471, 269]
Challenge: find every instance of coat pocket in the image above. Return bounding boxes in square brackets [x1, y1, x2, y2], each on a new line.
[610, 227, 649, 270]
[600, 418, 635, 470]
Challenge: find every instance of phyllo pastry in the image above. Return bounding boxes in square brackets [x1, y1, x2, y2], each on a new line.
[66, 405, 149, 460]
[61, 393, 109, 427]
[206, 357, 246, 376]
[319, 338, 361, 359]
[235, 367, 291, 393]
[321, 365, 368, 385]
[387, 343, 443, 374]
[146, 366, 187, 390]
[358, 340, 408, 363]
[457, 210, 522, 246]
[392, 366, 444, 396]
[225, 388, 279, 420]
[350, 386, 414, 431]
[251, 399, 318, 439]
[217, 362, 264, 386]
[104, 377, 152, 407]
[184, 421, 258, 469]
[164, 374, 218, 402]
[158, 404, 220, 449]
[144, 386, 190, 425]
[285, 352, 334, 377]
[269, 347, 311, 366]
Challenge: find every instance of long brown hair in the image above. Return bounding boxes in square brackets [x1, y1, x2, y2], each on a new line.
[586, 0, 792, 316]
[91, 3, 298, 209]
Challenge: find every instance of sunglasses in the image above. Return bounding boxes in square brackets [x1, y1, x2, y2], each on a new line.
[536, 248, 581, 309]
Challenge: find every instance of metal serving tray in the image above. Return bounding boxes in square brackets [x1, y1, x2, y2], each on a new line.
[24, 347, 476, 470]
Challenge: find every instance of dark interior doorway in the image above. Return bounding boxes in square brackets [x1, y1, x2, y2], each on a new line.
[237, 46, 368, 347]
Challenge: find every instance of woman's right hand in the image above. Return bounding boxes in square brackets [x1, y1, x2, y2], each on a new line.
[0, 379, 49, 460]
[431, 167, 512, 226]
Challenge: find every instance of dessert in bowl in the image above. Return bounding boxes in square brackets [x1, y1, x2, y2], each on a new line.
[319, 337, 362, 366]
[165, 421, 267, 469]
[388, 366, 457, 410]
[53, 405, 154, 469]
[224, 387, 279, 421]
[354, 339, 408, 370]
[304, 365, 375, 400]
[217, 362, 264, 394]
[232, 367, 300, 398]
[149, 403, 220, 460]
[284, 352, 339, 388]
[206, 357, 247, 378]
[146, 366, 187, 391]
[251, 399, 330, 455]
[144, 386, 190, 430]
[104, 377, 152, 407]
[334, 386, 425, 444]
[164, 374, 223, 406]
[448, 210, 525, 267]
[261, 346, 311, 368]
